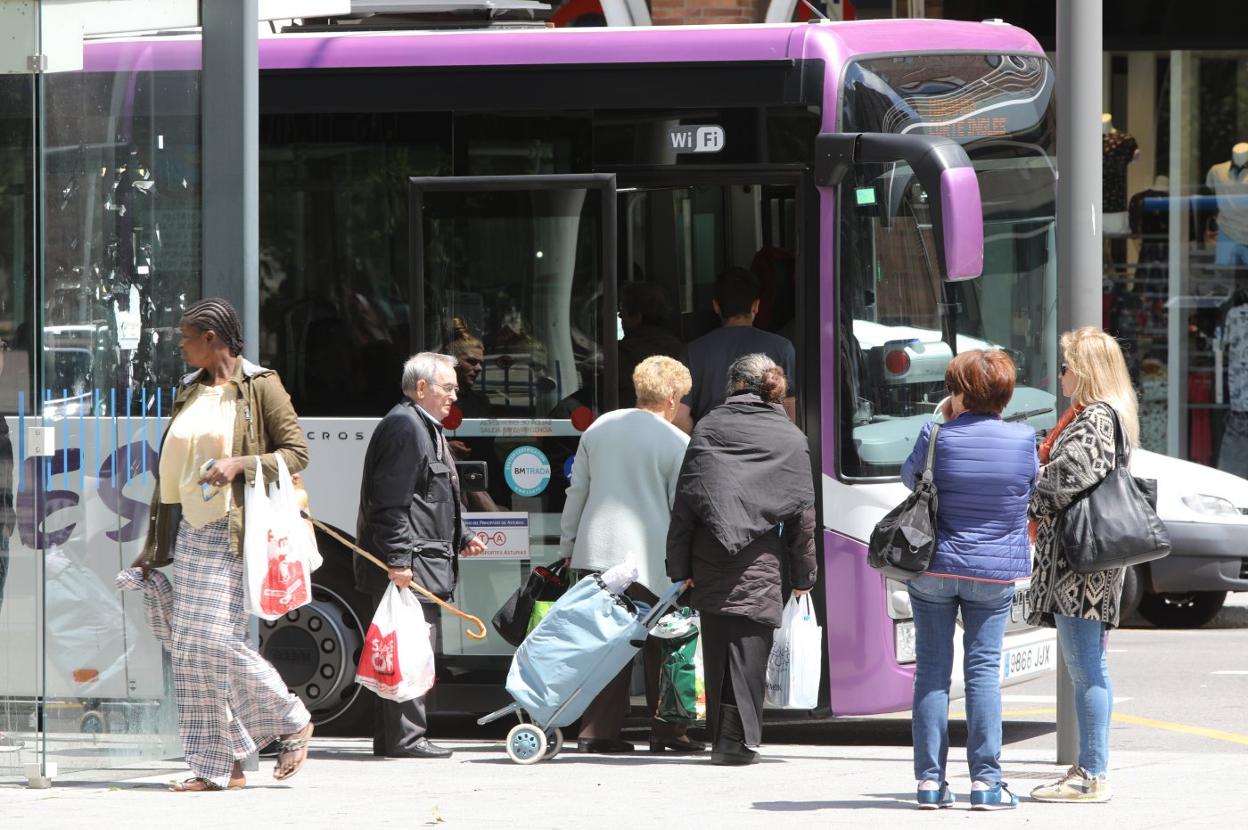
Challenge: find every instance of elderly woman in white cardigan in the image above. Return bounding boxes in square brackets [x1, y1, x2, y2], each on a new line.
[559, 354, 702, 755]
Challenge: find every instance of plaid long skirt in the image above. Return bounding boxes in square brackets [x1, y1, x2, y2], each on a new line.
[170, 517, 310, 786]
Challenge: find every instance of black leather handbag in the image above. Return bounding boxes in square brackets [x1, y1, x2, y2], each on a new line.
[1058, 410, 1171, 574]
[869, 424, 941, 581]
[491, 561, 567, 647]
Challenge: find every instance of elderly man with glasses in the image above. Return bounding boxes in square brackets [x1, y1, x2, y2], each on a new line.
[355, 351, 487, 759]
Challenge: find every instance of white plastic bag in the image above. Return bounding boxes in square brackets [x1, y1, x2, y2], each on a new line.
[242, 455, 321, 620]
[765, 594, 822, 709]
[355, 584, 436, 702]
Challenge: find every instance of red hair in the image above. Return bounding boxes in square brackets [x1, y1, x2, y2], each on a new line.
[944, 350, 1015, 415]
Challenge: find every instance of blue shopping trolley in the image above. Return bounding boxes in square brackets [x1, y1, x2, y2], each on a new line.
[477, 575, 687, 764]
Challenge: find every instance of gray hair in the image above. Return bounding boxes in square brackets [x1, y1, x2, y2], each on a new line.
[725, 353, 778, 397]
[402, 352, 457, 394]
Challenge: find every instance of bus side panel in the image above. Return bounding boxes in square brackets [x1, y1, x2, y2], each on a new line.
[823, 530, 913, 716]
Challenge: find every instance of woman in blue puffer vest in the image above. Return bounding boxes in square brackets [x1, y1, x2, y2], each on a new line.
[899, 350, 1038, 812]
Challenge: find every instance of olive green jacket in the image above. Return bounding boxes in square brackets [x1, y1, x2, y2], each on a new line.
[140, 358, 310, 568]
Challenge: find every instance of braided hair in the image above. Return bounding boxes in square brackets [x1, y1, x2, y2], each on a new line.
[181, 297, 244, 357]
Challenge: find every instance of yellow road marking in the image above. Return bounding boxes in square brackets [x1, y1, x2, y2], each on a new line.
[951, 709, 1248, 747]
[1111, 712, 1248, 747]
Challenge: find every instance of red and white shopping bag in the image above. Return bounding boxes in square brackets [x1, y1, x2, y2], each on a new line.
[243, 456, 322, 621]
[355, 584, 436, 702]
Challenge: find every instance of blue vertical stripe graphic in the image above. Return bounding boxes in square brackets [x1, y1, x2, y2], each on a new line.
[62, 389, 68, 490]
[78, 393, 85, 492]
[141, 387, 148, 477]
[125, 387, 132, 486]
[17, 391, 24, 494]
[94, 389, 101, 486]
[44, 389, 51, 483]
[110, 388, 117, 483]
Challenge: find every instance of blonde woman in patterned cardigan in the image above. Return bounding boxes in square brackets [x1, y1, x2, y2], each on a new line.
[1027, 327, 1139, 804]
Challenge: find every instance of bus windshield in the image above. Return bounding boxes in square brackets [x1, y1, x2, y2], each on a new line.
[838, 54, 1058, 478]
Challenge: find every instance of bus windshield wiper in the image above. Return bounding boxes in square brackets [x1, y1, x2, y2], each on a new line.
[1004, 407, 1054, 423]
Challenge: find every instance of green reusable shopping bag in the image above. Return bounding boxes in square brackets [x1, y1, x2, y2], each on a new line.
[655, 611, 705, 726]
[527, 599, 558, 634]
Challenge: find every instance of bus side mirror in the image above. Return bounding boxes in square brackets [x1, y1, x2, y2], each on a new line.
[815, 132, 984, 281]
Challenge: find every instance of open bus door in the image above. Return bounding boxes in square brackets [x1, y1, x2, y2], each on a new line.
[407, 174, 617, 709]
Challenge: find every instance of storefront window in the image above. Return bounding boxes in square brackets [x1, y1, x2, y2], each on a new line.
[1103, 50, 1248, 470]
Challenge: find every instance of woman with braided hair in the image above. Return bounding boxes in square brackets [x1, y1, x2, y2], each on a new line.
[136, 297, 313, 791]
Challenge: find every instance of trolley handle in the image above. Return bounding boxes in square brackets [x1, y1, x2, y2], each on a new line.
[640, 580, 688, 629]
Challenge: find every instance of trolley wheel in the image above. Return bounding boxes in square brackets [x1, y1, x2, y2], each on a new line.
[543, 727, 564, 759]
[505, 723, 548, 765]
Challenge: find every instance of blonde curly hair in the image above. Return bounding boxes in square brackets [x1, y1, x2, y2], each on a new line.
[633, 355, 692, 409]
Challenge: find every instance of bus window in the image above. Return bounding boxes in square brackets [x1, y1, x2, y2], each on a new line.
[838, 54, 1058, 479]
[412, 175, 614, 655]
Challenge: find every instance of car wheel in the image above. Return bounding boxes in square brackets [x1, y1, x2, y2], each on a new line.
[1119, 566, 1144, 623]
[260, 525, 374, 737]
[1136, 590, 1227, 628]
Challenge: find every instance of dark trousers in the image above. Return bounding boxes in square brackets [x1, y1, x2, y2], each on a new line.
[367, 590, 440, 756]
[701, 611, 773, 747]
[577, 583, 681, 741]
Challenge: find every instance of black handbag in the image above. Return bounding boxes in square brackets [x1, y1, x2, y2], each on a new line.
[491, 561, 568, 647]
[1058, 409, 1171, 574]
[869, 423, 941, 581]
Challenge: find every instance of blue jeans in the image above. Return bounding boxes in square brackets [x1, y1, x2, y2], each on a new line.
[908, 575, 1015, 784]
[1054, 614, 1112, 776]
[1216, 229, 1248, 266]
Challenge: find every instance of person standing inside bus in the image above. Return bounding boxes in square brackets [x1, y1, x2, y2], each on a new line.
[900, 350, 1036, 811]
[617, 283, 683, 408]
[667, 354, 816, 766]
[137, 298, 313, 792]
[355, 352, 487, 759]
[559, 355, 702, 755]
[674, 268, 797, 433]
[1028, 328, 1137, 804]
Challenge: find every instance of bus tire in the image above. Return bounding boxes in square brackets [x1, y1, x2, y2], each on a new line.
[260, 526, 374, 737]
[1137, 590, 1227, 629]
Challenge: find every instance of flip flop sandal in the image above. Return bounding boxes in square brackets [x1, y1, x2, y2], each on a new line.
[169, 776, 245, 792]
[273, 723, 314, 781]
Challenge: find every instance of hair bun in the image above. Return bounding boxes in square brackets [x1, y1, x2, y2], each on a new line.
[758, 366, 787, 403]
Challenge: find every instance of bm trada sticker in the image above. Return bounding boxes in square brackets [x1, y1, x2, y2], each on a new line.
[504, 446, 552, 497]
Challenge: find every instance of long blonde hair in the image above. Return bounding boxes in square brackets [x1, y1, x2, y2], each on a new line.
[1061, 327, 1139, 446]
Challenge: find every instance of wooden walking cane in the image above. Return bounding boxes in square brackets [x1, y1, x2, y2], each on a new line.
[302, 511, 488, 641]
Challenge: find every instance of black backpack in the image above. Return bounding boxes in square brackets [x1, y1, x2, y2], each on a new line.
[868, 424, 941, 581]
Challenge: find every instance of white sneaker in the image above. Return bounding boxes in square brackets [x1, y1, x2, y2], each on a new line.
[1030, 766, 1112, 803]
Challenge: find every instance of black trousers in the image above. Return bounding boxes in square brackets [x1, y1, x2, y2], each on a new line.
[367, 590, 441, 756]
[700, 611, 773, 747]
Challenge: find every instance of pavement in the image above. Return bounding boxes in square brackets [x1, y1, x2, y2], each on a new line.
[1, 595, 1245, 829]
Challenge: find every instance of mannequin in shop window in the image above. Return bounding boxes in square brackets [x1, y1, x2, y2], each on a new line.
[1217, 272, 1248, 476]
[1206, 143, 1248, 267]
[1103, 113, 1139, 242]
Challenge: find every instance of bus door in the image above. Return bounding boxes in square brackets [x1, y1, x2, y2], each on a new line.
[614, 176, 805, 418]
[408, 174, 617, 659]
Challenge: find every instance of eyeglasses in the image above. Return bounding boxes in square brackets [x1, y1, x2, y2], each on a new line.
[432, 382, 459, 394]
[459, 357, 483, 368]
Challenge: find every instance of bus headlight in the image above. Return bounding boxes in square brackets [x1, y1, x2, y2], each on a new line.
[1181, 494, 1241, 517]
[894, 620, 916, 664]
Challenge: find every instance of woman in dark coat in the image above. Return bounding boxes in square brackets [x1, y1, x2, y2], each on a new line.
[666, 353, 817, 765]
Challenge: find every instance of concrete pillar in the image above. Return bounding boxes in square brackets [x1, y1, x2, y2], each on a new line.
[1055, 0, 1103, 768]
[201, 0, 259, 361]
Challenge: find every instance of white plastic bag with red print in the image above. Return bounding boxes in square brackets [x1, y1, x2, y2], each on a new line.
[355, 584, 436, 702]
[243, 455, 323, 621]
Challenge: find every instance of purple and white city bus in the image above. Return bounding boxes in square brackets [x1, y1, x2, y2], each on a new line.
[14, 18, 1063, 737]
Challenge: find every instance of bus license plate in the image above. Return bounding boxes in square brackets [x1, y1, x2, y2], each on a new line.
[1001, 641, 1053, 680]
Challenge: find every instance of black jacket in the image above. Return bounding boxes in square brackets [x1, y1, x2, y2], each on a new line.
[666, 394, 818, 627]
[355, 399, 473, 598]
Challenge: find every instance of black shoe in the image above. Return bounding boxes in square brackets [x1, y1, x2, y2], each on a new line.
[710, 705, 758, 766]
[576, 737, 635, 754]
[386, 738, 453, 759]
[649, 736, 707, 754]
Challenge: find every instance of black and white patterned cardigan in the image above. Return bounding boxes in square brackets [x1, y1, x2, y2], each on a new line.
[1026, 402, 1127, 629]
